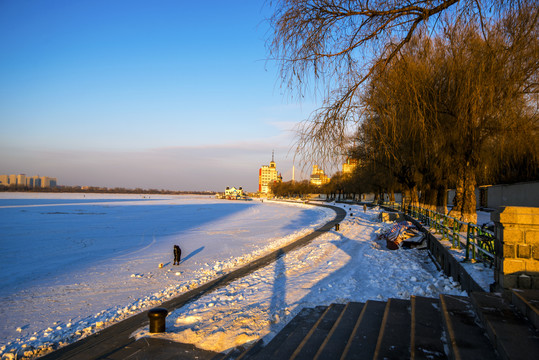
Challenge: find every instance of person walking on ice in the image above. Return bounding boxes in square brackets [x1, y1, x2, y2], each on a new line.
[173, 245, 181, 265]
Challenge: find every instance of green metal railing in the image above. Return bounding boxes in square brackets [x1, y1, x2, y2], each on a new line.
[382, 202, 496, 266]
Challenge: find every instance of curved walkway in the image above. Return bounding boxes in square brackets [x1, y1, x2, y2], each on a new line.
[41, 202, 347, 360]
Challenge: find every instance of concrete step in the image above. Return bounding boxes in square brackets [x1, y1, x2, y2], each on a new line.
[373, 298, 412, 360]
[291, 303, 346, 360]
[102, 338, 221, 360]
[252, 307, 320, 359]
[341, 300, 387, 360]
[229, 339, 264, 360]
[246, 293, 539, 360]
[255, 306, 327, 359]
[411, 296, 445, 360]
[512, 289, 539, 330]
[440, 294, 498, 360]
[471, 292, 539, 360]
[313, 302, 365, 360]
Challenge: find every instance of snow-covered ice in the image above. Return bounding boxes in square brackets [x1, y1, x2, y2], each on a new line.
[0, 194, 474, 358]
[0, 193, 332, 358]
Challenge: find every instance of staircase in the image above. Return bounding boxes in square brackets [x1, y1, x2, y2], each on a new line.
[227, 290, 539, 360]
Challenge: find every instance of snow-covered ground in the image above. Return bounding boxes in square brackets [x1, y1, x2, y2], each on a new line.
[0, 194, 480, 359]
[132, 202, 468, 354]
[0, 193, 333, 359]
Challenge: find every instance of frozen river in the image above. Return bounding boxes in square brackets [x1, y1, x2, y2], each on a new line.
[0, 193, 333, 356]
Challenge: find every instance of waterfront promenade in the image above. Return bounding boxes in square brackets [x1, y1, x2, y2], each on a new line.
[40, 204, 346, 359]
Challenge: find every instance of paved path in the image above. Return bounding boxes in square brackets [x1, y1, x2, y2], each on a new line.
[40, 203, 346, 360]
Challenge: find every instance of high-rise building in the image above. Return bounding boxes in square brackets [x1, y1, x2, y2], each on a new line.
[17, 174, 26, 186]
[258, 152, 282, 194]
[310, 165, 330, 186]
[29, 176, 42, 188]
[41, 176, 57, 188]
[0, 174, 56, 188]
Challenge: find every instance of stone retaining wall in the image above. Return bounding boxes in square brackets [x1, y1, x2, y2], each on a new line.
[404, 214, 487, 293]
[492, 206, 539, 292]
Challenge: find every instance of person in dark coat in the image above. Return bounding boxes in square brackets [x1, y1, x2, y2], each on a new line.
[173, 245, 181, 265]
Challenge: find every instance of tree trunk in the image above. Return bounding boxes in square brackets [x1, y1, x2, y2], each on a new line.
[436, 185, 448, 215]
[461, 167, 477, 223]
[422, 187, 437, 211]
[449, 167, 477, 223]
[402, 186, 419, 208]
[449, 177, 463, 219]
[411, 186, 419, 206]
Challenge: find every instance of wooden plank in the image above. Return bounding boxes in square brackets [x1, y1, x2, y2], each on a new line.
[314, 302, 365, 360]
[341, 300, 387, 360]
[440, 294, 497, 360]
[411, 296, 445, 360]
[373, 298, 411, 360]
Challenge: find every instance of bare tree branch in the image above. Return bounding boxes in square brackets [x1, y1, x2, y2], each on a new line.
[267, 0, 531, 168]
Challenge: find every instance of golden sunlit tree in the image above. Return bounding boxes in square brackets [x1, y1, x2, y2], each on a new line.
[269, 0, 538, 222]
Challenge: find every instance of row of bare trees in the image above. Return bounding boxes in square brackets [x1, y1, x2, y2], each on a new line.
[269, 0, 538, 223]
[0, 184, 216, 195]
[270, 180, 317, 198]
[270, 177, 362, 200]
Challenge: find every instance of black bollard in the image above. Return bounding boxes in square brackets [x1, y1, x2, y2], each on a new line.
[335, 223, 340, 231]
[148, 307, 168, 333]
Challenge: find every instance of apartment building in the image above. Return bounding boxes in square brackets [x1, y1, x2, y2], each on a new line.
[0, 174, 57, 188]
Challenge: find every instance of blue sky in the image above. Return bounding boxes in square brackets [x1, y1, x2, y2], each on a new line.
[0, 0, 319, 191]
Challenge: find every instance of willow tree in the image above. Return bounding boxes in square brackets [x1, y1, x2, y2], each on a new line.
[269, 0, 527, 158]
[437, 9, 538, 222]
[353, 14, 538, 222]
[356, 34, 445, 210]
[269, 0, 537, 222]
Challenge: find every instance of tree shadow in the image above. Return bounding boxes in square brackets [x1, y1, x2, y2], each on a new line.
[181, 246, 205, 264]
[270, 249, 287, 334]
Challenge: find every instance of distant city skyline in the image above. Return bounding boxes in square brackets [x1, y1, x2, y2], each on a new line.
[0, 1, 322, 192]
[1, 145, 312, 192]
[0, 174, 57, 188]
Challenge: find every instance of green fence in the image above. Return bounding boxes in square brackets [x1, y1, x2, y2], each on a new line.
[382, 202, 496, 266]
